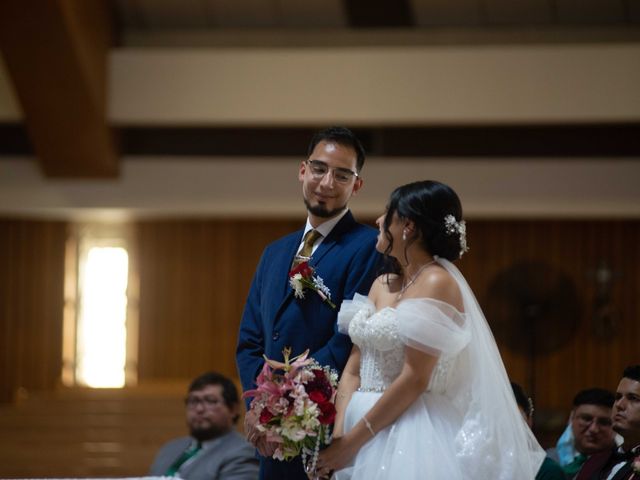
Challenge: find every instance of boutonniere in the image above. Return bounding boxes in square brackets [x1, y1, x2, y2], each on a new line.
[288, 261, 336, 309]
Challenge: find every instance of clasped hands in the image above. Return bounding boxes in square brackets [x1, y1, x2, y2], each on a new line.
[245, 410, 355, 479]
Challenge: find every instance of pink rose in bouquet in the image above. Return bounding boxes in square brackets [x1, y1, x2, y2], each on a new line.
[243, 348, 338, 471]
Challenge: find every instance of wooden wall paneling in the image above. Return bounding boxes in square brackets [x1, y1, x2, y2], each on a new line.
[0, 219, 66, 402]
[133, 218, 639, 417]
[166, 221, 188, 377]
[137, 220, 180, 379]
[184, 221, 220, 375]
[460, 220, 640, 445]
[135, 222, 155, 379]
[212, 221, 245, 378]
[609, 223, 640, 377]
[0, 222, 12, 402]
[136, 219, 302, 383]
[0, 216, 638, 463]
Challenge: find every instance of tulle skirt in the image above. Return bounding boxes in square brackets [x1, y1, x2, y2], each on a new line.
[333, 390, 466, 480]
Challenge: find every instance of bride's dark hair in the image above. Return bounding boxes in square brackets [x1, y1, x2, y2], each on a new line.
[382, 180, 465, 263]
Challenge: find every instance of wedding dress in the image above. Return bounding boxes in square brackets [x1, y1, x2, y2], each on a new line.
[333, 257, 545, 480]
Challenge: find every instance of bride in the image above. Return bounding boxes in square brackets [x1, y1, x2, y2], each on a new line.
[314, 180, 545, 479]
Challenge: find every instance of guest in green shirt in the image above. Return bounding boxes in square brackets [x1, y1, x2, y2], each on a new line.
[547, 388, 617, 478]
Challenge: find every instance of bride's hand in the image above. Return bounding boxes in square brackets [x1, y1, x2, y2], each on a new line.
[315, 436, 357, 476]
[244, 409, 276, 457]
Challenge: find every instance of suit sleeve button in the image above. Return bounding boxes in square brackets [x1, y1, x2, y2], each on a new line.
[272, 332, 279, 341]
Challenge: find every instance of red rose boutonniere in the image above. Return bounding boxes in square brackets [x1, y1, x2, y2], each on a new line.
[288, 261, 336, 309]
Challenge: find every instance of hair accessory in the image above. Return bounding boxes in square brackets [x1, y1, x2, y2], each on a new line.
[362, 415, 375, 437]
[444, 214, 469, 257]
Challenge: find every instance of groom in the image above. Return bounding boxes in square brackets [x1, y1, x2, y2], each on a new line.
[575, 365, 640, 480]
[236, 126, 380, 480]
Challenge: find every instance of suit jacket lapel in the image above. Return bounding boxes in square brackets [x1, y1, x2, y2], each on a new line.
[310, 211, 357, 268]
[274, 229, 305, 304]
[272, 211, 359, 323]
[609, 462, 634, 480]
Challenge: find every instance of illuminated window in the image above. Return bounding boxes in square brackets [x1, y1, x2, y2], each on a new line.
[63, 224, 138, 388]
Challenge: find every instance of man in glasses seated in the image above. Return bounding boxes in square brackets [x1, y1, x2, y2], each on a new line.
[547, 388, 617, 478]
[149, 371, 258, 479]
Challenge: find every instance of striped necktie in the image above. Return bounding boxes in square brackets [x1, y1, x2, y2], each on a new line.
[292, 229, 322, 267]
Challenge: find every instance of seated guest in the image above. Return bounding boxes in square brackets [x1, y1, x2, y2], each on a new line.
[512, 382, 567, 480]
[149, 371, 258, 480]
[575, 365, 640, 480]
[547, 388, 617, 478]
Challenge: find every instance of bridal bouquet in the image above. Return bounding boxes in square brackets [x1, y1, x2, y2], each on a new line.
[243, 348, 338, 471]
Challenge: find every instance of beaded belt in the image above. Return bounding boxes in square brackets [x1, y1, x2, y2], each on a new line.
[357, 386, 385, 393]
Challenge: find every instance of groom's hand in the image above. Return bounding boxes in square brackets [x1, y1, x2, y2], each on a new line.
[243, 408, 260, 445]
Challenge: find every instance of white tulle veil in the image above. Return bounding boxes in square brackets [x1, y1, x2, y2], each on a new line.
[435, 256, 545, 479]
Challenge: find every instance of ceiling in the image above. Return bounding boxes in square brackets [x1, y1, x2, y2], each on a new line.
[111, 0, 640, 47]
[112, 0, 639, 32]
[0, 1, 639, 218]
[0, 0, 639, 180]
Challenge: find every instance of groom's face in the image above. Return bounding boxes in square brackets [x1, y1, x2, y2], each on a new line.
[612, 377, 640, 441]
[299, 140, 363, 221]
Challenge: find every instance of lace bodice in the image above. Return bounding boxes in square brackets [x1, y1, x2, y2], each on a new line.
[338, 294, 470, 394]
[349, 305, 404, 391]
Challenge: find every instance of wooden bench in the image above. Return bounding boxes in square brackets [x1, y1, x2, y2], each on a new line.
[0, 382, 195, 478]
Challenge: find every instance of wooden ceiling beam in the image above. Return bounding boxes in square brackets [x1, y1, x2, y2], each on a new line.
[343, 0, 414, 27]
[0, 0, 118, 177]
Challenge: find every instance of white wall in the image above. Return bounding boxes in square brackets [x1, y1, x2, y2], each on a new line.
[1, 156, 638, 219]
[110, 44, 640, 125]
[4, 43, 639, 124]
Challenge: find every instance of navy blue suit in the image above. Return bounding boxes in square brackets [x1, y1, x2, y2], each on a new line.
[236, 211, 380, 480]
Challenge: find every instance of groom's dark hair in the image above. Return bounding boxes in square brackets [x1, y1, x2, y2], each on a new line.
[307, 126, 366, 172]
[623, 365, 640, 382]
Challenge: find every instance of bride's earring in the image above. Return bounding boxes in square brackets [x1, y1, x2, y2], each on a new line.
[402, 230, 407, 241]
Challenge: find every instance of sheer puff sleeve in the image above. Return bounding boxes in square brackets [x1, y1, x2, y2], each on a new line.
[396, 298, 470, 357]
[337, 293, 374, 334]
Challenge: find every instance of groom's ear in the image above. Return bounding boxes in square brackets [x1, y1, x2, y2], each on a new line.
[298, 160, 307, 182]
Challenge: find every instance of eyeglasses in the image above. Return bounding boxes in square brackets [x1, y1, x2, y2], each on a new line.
[184, 395, 223, 409]
[305, 160, 359, 185]
[574, 413, 612, 428]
